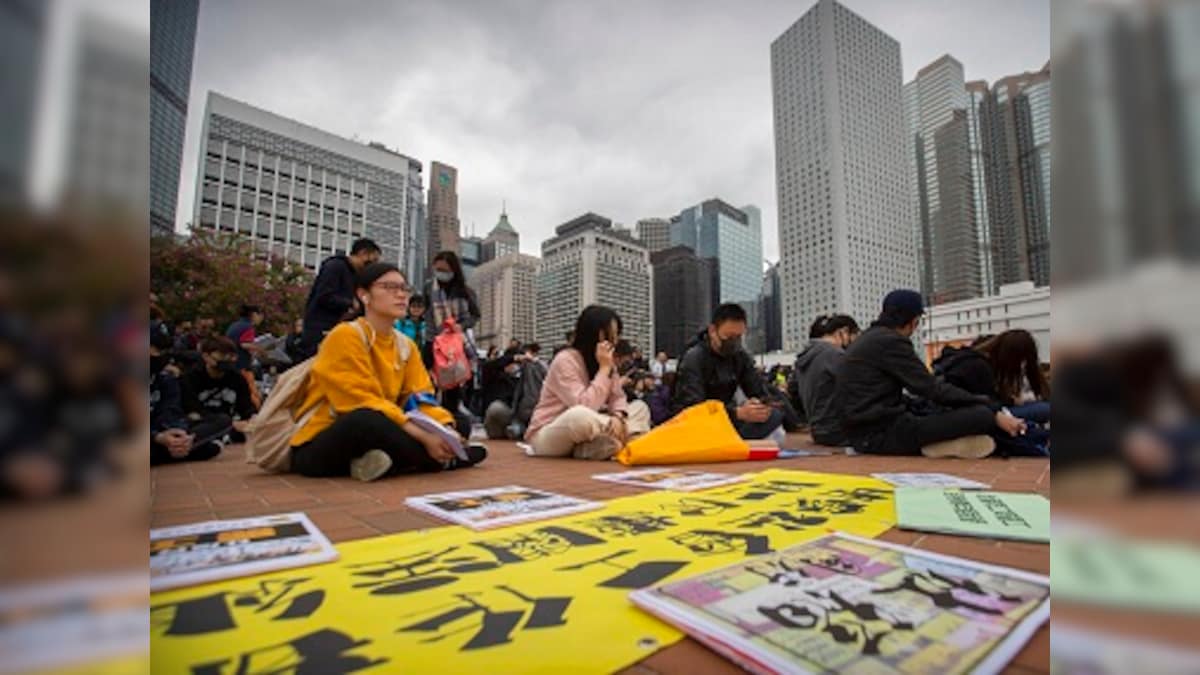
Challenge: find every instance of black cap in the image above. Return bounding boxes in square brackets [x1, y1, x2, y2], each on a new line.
[881, 289, 924, 324]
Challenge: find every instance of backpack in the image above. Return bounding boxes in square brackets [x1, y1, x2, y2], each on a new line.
[433, 318, 472, 390]
[244, 321, 405, 472]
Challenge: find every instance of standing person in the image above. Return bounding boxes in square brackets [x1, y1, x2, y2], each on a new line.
[298, 238, 382, 359]
[673, 303, 783, 442]
[224, 304, 265, 408]
[284, 318, 305, 366]
[425, 251, 480, 428]
[835, 290, 1025, 458]
[934, 329, 1051, 455]
[525, 306, 651, 459]
[182, 337, 258, 443]
[794, 314, 860, 446]
[289, 263, 485, 481]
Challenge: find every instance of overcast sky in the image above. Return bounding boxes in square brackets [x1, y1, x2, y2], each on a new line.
[175, 0, 1049, 262]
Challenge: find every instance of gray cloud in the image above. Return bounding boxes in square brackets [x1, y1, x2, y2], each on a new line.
[175, 0, 1048, 262]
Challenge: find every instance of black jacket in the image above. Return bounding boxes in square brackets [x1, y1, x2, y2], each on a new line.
[835, 325, 992, 434]
[150, 369, 187, 433]
[481, 353, 517, 409]
[933, 346, 1001, 404]
[302, 255, 357, 340]
[794, 340, 847, 445]
[672, 330, 769, 422]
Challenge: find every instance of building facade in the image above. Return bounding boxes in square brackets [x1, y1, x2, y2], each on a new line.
[192, 92, 424, 274]
[760, 262, 783, 353]
[536, 213, 653, 354]
[427, 161, 460, 265]
[670, 198, 762, 306]
[919, 281, 1050, 365]
[150, 0, 198, 237]
[651, 245, 714, 357]
[0, 0, 45, 202]
[635, 217, 672, 253]
[772, 0, 915, 351]
[459, 235, 483, 280]
[482, 208, 520, 263]
[473, 252, 539, 349]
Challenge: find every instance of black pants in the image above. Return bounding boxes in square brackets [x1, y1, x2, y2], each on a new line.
[150, 414, 231, 466]
[290, 409, 442, 478]
[440, 386, 473, 433]
[848, 405, 995, 456]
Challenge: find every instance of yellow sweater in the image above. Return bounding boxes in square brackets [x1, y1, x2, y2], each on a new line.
[290, 318, 454, 447]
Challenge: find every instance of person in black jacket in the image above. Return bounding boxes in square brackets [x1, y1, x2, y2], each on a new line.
[835, 290, 1026, 458]
[673, 303, 783, 441]
[297, 238, 381, 360]
[151, 328, 227, 466]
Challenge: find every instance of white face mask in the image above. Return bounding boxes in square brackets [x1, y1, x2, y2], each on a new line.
[434, 270, 454, 283]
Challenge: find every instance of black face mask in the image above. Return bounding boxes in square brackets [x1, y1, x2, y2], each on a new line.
[216, 360, 238, 374]
[151, 355, 168, 373]
[715, 335, 741, 357]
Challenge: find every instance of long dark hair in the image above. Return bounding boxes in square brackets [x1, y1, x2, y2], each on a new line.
[432, 250, 468, 297]
[571, 305, 623, 379]
[977, 329, 1048, 403]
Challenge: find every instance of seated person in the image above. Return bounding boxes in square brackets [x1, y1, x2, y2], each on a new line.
[673, 303, 784, 442]
[506, 343, 547, 440]
[794, 314, 859, 446]
[182, 337, 258, 443]
[647, 371, 676, 427]
[151, 329, 228, 466]
[934, 329, 1050, 456]
[288, 263, 485, 481]
[835, 289, 1025, 458]
[481, 345, 519, 439]
[525, 306, 651, 460]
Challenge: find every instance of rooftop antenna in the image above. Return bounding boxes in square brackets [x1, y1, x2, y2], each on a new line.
[502, 199, 507, 216]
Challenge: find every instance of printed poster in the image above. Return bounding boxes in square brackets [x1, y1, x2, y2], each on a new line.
[151, 470, 896, 675]
[1051, 534, 1200, 612]
[592, 468, 748, 492]
[872, 473, 990, 490]
[151, 512, 338, 592]
[896, 488, 1050, 543]
[630, 533, 1050, 675]
[405, 485, 603, 530]
[1051, 625, 1200, 675]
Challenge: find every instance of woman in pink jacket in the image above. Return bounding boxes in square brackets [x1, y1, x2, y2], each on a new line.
[525, 305, 651, 459]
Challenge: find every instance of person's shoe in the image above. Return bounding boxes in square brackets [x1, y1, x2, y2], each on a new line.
[572, 434, 623, 461]
[446, 443, 488, 470]
[921, 435, 995, 459]
[350, 449, 393, 481]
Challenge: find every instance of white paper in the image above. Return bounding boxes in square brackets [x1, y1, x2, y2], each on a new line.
[405, 485, 603, 531]
[1052, 625, 1200, 674]
[150, 512, 338, 592]
[592, 468, 747, 492]
[871, 472, 990, 489]
[406, 409, 469, 461]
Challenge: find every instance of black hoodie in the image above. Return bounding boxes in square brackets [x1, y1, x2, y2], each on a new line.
[794, 339, 847, 445]
[302, 254, 357, 342]
[933, 346, 1001, 404]
[673, 329, 769, 423]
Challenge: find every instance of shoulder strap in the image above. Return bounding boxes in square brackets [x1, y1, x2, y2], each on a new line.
[349, 319, 411, 363]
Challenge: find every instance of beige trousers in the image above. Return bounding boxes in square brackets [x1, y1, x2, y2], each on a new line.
[528, 400, 651, 457]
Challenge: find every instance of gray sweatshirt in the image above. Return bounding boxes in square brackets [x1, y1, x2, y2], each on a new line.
[794, 339, 847, 445]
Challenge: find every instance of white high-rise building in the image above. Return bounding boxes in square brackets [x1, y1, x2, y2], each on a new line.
[474, 252, 539, 349]
[771, 0, 915, 351]
[536, 213, 653, 353]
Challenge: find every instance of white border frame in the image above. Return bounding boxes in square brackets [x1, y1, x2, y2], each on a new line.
[405, 485, 604, 531]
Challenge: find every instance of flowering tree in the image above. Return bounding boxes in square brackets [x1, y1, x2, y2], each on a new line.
[151, 229, 312, 336]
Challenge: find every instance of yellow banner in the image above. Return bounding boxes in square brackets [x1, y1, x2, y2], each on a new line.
[151, 470, 895, 674]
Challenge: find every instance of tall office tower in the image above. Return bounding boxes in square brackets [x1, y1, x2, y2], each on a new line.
[193, 92, 424, 273]
[651, 245, 715, 357]
[772, 0, 914, 351]
[966, 80, 995, 294]
[635, 217, 672, 253]
[473, 252, 539, 348]
[150, 0, 198, 237]
[536, 213, 653, 354]
[0, 0, 46, 203]
[481, 207, 519, 263]
[760, 262, 783, 352]
[459, 235, 483, 280]
[427, 161, 460, 262]
[670, 198, 762, 306]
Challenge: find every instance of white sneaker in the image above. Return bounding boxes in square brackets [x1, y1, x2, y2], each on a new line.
[921, 435, 995, 459]
[350, 449, 393, 481]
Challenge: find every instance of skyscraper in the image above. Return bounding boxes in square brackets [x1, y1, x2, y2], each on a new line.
[150, 0, 198, 237]
[474, 252, 539, 349]
[482, 207, 520, 263]
[651, 245, 714, 357]
[760, 262, 783, 353]
[635, 218, 672, 253]
[536, 213, 653, 354]
[0, 0, 46, 203]
[459, 235, 483, 280]
[772, 0, 914, 352]
[670, 198, 762, 306]
[192, 92, 424, 273]
[427, 161, 460, 262]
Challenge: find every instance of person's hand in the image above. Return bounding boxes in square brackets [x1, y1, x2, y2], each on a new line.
[994, 411, 1026, 437]
[737, 400, 772, 423]
[156, 429, 194, 457]
[609, 414, 629, 444]
[596, 340, 615, 371]
[4, 454, 63, 500]
[404, 422, 457, 463]
[1123, 428, 1174, 477]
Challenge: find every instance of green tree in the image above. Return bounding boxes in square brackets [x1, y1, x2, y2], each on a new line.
[151, 229, 312, 336]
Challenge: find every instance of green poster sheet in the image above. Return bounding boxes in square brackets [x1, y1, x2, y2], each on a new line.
[895, 488, 1050, 543]
[1052, 536, 1200, 613]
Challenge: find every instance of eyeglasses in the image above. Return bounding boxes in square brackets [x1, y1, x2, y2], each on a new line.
[374, 282, 411, 294]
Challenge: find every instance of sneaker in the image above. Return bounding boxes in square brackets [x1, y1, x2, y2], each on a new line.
[445, 443, 488, 470]
[350, 449, 393, 481]
[572, 434, 623, 461]
[921, 435, 995, 459]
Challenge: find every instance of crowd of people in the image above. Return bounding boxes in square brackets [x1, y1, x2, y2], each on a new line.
[148, 237, 1068, 485]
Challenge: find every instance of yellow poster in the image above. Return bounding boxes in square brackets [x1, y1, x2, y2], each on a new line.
[150, 470, 895, 674]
